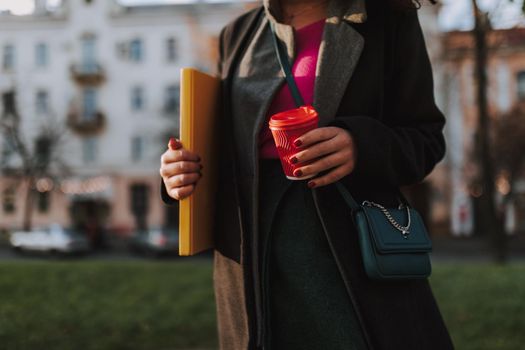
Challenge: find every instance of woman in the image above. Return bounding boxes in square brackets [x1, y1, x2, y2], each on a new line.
[160, 0, 454, 349]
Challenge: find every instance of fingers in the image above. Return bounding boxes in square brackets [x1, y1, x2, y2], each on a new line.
[162, 171, 202, 201]
[165, 172, 201, 189]
[308, 162, 354, 188]
[291, 135, 340, 164]
[293, 149, 352, 179]
[161, 138, 202, 200]
[160, 161, 202, 178]
[168, 184, 195, 200]
[294, 127, 340, 148]
[293, 127, 354, 163]
[161, 148, 201, 165]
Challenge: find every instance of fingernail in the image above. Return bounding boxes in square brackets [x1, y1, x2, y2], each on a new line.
[169, 138, 181, 150]
[308, 181, 316, 188]
[293, 139, 302, 147]
[294, 169, 303, 177]
[290, 156, 298, 164]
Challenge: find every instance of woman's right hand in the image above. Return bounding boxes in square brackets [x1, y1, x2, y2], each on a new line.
[160, 138, 203, 200]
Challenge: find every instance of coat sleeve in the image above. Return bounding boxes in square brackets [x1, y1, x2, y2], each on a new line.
[327, 10, 446, 188]
[159, 26, 227, 206]
[160, 180, 177, 205]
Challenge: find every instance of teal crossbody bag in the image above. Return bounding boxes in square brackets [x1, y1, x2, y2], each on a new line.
[334, 182, 432, 280]
[270, 22, 432, 280]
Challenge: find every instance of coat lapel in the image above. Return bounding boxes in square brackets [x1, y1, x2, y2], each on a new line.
[313, 21, 365, 126]
[221, 0, 368, 176]
[313, 0, 367, 126]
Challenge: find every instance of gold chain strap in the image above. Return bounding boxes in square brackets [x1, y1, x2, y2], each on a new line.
[362, 201, 412, 239]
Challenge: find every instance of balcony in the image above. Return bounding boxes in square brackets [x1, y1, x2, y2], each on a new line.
[67, 111, 106, 136]
[70, 63, 106, 85]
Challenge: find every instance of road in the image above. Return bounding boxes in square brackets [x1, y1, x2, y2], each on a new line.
[0, 236, 523, 262]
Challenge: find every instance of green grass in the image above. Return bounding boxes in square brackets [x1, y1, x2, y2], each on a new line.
[0, 260, 523, 350]
[430, 263, 525, 350]
[0, 260, 217, 350]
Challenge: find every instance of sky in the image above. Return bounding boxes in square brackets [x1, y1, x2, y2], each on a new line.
[439, 0, 525, 30]
[0, 0, 523, 30]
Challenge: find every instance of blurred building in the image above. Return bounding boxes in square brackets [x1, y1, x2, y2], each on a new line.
[436, 27, 525, 236]
[5, 1, 521, 240]
[0, 0, 254, 236]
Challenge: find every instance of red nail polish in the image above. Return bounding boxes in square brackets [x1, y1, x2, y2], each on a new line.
[308, 181, 316, 188]
[291, 156, 298, 164]
[294, 169, 303, 177]
[293, 139, 302, 147]
[169, 138, 181, 150]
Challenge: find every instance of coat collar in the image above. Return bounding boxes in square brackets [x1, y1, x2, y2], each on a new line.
[262, 0, 367, 25]
[262, 0, 367, 126]
[262, 0, 367, 53]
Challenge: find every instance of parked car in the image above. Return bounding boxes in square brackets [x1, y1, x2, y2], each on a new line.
[9, 224, 90, 255]
[128, 227, 179, 257]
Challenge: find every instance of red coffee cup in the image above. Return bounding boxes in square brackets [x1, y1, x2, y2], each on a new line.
[269, 105, 319, 180]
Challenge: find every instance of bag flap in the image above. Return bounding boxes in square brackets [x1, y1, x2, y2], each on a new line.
[362, 206, 432, 253]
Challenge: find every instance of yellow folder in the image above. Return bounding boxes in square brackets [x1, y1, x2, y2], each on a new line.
[179, 68, 220, 256]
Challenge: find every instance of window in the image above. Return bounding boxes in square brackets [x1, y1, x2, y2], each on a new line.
[166, 38, 177, 62]
[131, 136, 144, 162]
[130, 183, 149, 229]
[35, 43, 48, 68]
[3, 45, 15, 70]
[130, 39, 143, 62]
[3, 187, 16, 214]
[518, 71, 525, 100]
[82, 137, 97, 163]
[496, 63, 511, 112]
[2, 135, 16, 160]
[165, 85, 179, 114]
[82, 88, 97, 121]
[37, 191, 50, 213]
[81, 35, 96, 72]
[2, 91, 16, 116]
[35, 136, 51, 165]
[131, 86, 144, 111]
[36, 90, 49, 114]
[116, 38, 144, 62]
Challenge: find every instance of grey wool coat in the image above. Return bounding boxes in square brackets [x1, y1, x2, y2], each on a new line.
[161, 0, 455, 349]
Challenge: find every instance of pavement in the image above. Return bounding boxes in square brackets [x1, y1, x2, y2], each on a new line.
[0, 235, 522, 262]
[431, 235, 525, 262]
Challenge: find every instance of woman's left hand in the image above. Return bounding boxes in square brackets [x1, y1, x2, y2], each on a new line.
[290, 126, 357, 188]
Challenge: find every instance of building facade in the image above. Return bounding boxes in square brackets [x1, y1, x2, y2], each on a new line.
[4, 1, 512, 239]
[0, 0, 254, 236]
[438, 27, 525, 236]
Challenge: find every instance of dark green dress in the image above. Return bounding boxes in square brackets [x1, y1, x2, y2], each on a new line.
[258, 158, 367, 350]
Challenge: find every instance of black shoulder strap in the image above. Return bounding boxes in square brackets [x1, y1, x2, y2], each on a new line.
[269, 22, 305, 108]
[268, 21, 362, 210]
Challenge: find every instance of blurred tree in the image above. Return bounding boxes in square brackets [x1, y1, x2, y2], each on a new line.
[470, 0, 525, 263]
[0, 90, 71, 231]
[492, 101, 525, 206]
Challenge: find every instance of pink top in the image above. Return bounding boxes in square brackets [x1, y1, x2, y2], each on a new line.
[259, 19, 325, 159]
